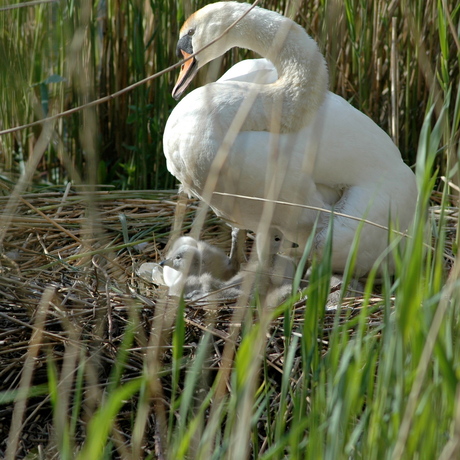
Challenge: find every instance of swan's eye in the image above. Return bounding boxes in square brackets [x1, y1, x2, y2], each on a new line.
[187, 28, 195, 36]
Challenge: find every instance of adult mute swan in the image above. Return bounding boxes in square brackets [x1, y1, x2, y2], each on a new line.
[163, 2, 418, 276]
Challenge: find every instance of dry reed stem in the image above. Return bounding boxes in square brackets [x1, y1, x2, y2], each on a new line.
[5, 286, 54, 460]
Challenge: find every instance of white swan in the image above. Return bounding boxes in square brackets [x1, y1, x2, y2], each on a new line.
[163, 2, 418, 276]
[219, 57, 277, 84]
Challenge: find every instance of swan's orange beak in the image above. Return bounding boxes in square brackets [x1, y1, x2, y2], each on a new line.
[172, 50, 198, 100]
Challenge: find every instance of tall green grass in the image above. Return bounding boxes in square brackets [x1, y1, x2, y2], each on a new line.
[0, 0, 458, 188]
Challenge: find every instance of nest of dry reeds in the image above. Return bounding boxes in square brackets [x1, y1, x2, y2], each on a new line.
[0, 186, 455, 457]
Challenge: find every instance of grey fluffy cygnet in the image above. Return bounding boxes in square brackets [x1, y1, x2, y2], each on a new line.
[160, 236, 238, 297]
[168, 236, 236, 278]
[325, 275, 364, 309]
[186, 230, 298, 306]
[253, 229, 297, 288]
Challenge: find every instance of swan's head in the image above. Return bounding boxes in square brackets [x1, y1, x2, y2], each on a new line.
[172, 2, 254, 99]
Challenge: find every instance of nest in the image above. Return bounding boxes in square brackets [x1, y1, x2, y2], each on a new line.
[0, 185, 455, 458]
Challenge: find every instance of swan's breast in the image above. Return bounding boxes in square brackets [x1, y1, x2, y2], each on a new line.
[163, 81, 271, 192]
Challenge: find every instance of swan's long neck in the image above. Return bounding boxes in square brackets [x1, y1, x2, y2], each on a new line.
[229, 6, 328, 132]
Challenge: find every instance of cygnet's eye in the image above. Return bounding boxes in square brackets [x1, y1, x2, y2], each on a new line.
[274, 236, 281, 242]
[187, 28, 195, 36]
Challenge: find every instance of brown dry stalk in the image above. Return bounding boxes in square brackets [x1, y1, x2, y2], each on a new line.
[4, 286, 54, 460]
[0, 122, 54, 245]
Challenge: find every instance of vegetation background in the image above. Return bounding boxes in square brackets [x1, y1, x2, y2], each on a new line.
[0, 0, 458, 190]
[0, 0, 460, 459]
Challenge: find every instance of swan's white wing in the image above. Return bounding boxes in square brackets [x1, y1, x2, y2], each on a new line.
[205, 129, 331, 242]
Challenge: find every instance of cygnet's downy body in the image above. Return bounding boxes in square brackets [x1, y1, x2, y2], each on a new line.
[160, 236, 238, 296]
[187, 230, 298, 306]
[253, 229, 297, 288]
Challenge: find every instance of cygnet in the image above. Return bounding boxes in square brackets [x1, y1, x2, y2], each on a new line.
[325, 275, 364, 309]
[186, 230, 298, 305]
[253, 229, 297, 288]
[166, 236, 237, 279]
[160, 236, 239, 296]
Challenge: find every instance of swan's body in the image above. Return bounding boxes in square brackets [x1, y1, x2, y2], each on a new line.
[163, 2, 417, 276]
[219, 58, 278, 84]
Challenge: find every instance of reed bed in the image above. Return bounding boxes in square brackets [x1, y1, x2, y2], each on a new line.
[0, 182, 457, 458]
[0, 0, 458, 187]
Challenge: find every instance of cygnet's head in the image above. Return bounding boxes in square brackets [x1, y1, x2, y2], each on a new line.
[255, 229, 298, 261]
[170, 236, 199, 252]
[160, 244, 202, 276]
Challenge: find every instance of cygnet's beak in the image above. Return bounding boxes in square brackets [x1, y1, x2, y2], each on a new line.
[159, 258, 173, 268]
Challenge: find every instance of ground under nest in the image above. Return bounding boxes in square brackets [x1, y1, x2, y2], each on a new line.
[0, 185, 455, 457]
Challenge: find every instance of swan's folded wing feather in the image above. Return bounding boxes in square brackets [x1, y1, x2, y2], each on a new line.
[207, 130, 329, 237]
